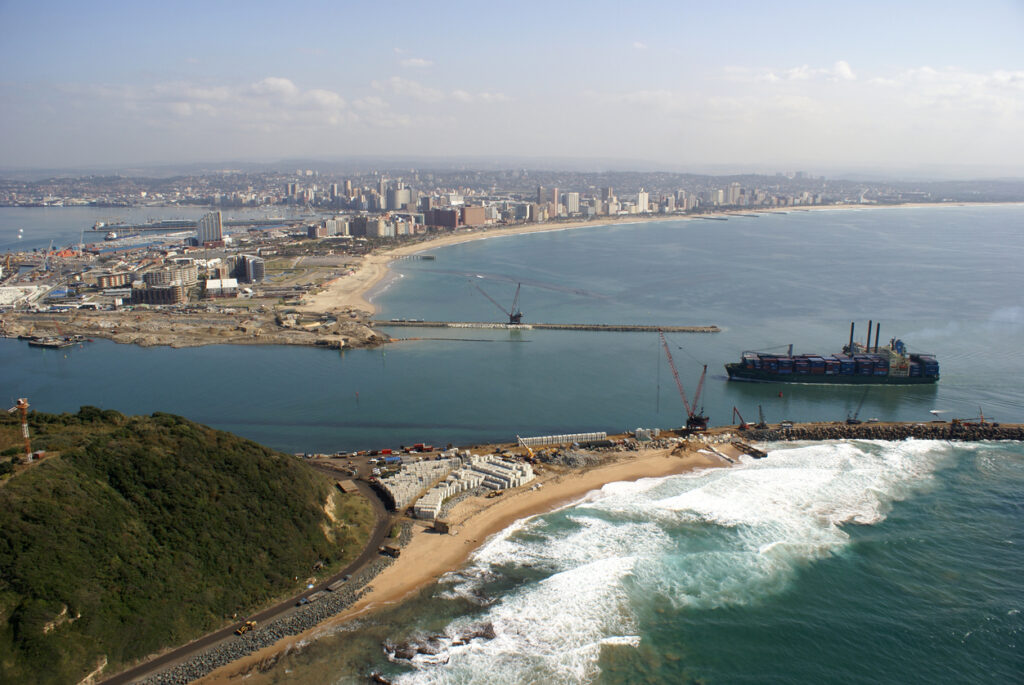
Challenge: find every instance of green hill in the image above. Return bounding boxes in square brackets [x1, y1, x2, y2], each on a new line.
[0, 407, 374, 684]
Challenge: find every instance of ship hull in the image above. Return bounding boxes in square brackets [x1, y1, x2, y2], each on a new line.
[725, 363, 938, 385]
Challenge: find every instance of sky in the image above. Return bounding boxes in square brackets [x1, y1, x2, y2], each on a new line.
[1, 0, 1023, 176]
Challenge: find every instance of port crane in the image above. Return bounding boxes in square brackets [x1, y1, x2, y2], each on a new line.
[471, 281, 523, 324]
[659, 330, 708, 432]
[7, 398, 32, 463]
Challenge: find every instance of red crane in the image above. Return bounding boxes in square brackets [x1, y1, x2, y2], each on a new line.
[659, 330, 709, 432]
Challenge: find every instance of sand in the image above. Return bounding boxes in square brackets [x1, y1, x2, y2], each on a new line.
[295, 202, 1000, 318]
[201, 446, 722, 683]
[297, 214, 680, 316]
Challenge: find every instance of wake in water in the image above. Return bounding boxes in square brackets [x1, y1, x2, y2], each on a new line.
[391, 440, 958, 684]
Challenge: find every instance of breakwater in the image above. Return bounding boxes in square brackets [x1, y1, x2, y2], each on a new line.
[733, 422, 1023, 443]
[373, 320, 720, 333]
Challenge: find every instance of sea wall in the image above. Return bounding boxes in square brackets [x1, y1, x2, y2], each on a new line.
[739, 422, 1024, 443]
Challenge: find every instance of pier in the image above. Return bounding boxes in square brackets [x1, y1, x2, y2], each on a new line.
[371, 320, 720, 333]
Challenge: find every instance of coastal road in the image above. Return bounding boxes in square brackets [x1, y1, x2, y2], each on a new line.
[101, 478, 394, 684]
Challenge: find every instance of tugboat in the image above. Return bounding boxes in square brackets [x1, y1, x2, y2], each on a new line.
[725, 321, 939, 385]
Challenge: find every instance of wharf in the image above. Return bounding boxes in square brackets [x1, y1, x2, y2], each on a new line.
[372, 320, 720, 333]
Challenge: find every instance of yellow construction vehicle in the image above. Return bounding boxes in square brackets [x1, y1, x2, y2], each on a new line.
[235, 620, 257, 635]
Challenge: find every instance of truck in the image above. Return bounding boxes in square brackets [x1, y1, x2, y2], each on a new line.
[379, 545, 401, 558]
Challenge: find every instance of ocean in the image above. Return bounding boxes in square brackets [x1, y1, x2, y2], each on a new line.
[249, 439, 1023, 685]
[2, 204, 1023, 683]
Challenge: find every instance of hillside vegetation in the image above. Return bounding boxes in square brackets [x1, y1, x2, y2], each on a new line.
[0, 407, 373, 684]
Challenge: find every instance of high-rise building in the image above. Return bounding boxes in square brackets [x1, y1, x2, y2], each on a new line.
[196, 211, 223, 245]
[564, 192, 580, 214]
[637, 189, 649, 213]
[603, 187, 614, 201]
[728, 182, 742, 205]
[536, 185, 545, 204]
[551, 187, 559, 210]
[240, 255, 265, 283]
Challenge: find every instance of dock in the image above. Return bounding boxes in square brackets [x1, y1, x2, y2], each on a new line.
[371, 320, 720, 333]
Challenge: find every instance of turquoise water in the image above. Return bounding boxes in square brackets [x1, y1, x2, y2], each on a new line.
[244, 440, 1024, 684]
[3, 205, 1023, 683]
[3, 205, 1022, 452]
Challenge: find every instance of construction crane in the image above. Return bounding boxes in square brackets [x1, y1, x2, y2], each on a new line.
[846, 388, 869, 425]
[659, 330, 708, 432]
[471, 281, 523, 324]
[732, 406, 749, 430]
[756, 405, 768, 429]
[7, 398, 32, 463]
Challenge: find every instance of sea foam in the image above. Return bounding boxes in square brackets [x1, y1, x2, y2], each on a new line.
[397, 439, 955, 683]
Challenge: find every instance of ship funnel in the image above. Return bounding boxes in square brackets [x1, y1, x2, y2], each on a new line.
[866, 320, 873, 352]
[849, 322, 855, 351]
[875, 322, 880, 353]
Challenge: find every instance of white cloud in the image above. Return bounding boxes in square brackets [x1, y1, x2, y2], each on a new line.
[761, 60, 857, 83]
[372, 76, 444, 103]
[400, 57, 433, 68]
[632, 41, 647, 50]
[452, 89, 511, 104]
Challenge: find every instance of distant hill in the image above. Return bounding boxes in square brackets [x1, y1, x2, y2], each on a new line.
[0, 407, 373, 684]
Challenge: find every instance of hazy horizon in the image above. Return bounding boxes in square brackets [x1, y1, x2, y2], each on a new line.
[2, 1, 1022, 176]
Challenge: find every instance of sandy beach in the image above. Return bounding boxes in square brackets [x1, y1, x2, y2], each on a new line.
[201, 445, 722, 683]
[296, 202, 1000, 318]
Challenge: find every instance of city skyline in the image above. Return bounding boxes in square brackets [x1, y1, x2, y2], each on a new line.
[1, 1, 1023, 176]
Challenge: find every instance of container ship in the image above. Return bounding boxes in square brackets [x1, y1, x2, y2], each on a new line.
[725, 321, 939, 385]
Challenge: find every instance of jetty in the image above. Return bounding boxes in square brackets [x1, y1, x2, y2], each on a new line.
[371, 321, 720, 333]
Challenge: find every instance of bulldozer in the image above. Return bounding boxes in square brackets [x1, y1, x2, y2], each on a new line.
[235, 619, 257, 635]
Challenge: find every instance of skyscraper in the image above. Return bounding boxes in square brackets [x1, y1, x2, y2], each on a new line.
[564, 192, 580, 214]
[196, 211, 223, 245]
[637, 189, 649, 213]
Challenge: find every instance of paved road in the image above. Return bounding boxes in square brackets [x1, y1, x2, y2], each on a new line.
[102, 478, 392, 684]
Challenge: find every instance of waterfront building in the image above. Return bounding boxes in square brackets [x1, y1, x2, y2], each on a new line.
[196, 211, 223, 246]
[637, 189, 649, 213]
[564, 192, 580, 214]
[460, 205, 486, 226]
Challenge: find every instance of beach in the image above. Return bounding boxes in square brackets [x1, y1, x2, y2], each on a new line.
[200, 445, 723, 683]
[295, 203, 989, 318]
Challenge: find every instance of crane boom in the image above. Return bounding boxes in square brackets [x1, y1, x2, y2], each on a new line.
[471, 281, 523, 324]
[660, 330, 694, 418]
[472, 282, 510, 316]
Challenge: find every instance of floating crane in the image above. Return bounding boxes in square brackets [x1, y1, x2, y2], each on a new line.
[7, 398, 32, 463]
[659, 330, 708, 432]
[471, 281, 523, 325]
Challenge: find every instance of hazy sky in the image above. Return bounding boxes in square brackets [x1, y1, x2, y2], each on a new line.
[2, 0, 1022, 175]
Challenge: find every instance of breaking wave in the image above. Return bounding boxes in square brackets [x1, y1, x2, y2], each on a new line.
[396, 440, 955, 683]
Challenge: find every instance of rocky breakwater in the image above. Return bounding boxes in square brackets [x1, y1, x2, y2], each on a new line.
[741, 422, 1024, 443]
